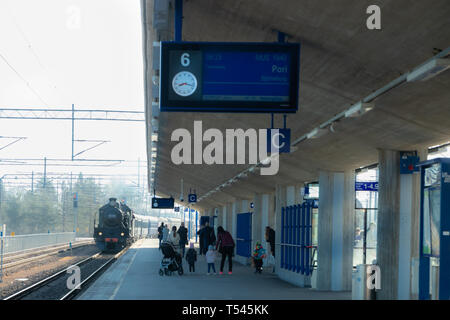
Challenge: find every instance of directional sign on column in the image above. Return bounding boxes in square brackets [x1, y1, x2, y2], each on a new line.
[355, 182, 378, 192]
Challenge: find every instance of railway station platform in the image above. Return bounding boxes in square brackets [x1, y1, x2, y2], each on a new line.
[78, 239, 350, 300]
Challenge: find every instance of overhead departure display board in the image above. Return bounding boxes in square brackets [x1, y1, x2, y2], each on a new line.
[151, 197, 175, 209]
[159, 42, 300, 113]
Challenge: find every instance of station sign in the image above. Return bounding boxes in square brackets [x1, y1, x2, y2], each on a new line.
[267, 128, 291, 153]
[151, 197, 175, 209]
[160, 42, 300, 113]
[188, 193, 197, 203]
[312, 199, 319, 208]
[400, 151, 420, 174]
[355, 182, 378, 192]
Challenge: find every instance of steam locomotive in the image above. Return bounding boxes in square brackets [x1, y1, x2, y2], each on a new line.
[94, 198, 138, 252]
[93, 197, 182, 252]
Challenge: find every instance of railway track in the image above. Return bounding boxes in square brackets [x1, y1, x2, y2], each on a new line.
[3, 247, 128, 300]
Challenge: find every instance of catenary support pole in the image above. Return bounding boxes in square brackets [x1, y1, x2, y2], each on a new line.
[71, 104, 74, 160]
[43, 157, 47, 188]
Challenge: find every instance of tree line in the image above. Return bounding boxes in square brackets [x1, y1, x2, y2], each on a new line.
[0, 174, 149, 237]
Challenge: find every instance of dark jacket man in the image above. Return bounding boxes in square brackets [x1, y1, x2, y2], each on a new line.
[177, 222, 188, 256]
[197, 222, 214, 254]
[158, 223, 164, 239]
[178, 223, 188, 245]
[265, 226, 275, 257]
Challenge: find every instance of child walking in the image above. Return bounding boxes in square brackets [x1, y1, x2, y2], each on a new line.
[186, 242, 197, 272]
[205, 245, 217, 275]
[252, 242, 266, 274]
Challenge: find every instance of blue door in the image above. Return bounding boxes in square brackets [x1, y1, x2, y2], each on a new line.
[200, 216, 210, 226]
[236, 212, 252, 257]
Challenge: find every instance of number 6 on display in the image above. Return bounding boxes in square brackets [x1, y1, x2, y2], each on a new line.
[181, 53, 190, 67]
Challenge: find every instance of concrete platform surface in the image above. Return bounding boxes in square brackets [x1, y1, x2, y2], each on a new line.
[78, 239, 351, 300]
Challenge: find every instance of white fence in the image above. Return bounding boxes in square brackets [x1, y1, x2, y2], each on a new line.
[1, 232, 76, 254]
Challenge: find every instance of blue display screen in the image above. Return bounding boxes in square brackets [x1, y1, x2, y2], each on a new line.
[202, 51, 290, 102]
[160, 42, 300, 113]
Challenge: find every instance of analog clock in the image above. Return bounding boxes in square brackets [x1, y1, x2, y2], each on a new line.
[172, 71, 198, 97]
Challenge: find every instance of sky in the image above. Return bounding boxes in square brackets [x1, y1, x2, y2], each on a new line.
[0, 0, 147, 189]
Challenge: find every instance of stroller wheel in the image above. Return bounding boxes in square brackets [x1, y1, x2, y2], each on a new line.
[178, 267, 184, 275]
[159, 269, 164, 276]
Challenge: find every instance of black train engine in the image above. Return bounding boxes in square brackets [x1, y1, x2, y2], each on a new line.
[94, 198, 134, 252]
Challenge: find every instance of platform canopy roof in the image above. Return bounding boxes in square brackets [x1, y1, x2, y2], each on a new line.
[142, 0, 450, 211]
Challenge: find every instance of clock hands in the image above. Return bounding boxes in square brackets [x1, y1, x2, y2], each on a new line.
[172, 71, 197, 96]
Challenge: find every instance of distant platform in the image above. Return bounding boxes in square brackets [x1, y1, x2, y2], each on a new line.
[78, 239, 350, 300]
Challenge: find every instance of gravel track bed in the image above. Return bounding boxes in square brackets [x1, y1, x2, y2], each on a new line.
[21, 253, 116, 300]
[0, 244, 100, 299]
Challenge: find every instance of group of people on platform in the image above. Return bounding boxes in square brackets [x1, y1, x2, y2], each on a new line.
[157, 222, 189, 256]
[157, 221, 276, 275]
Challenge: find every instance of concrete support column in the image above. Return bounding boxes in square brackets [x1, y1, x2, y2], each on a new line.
[261, 194, 270, 250]
[268, 193, 276, 229]
[275, 185, 287, 274]
[397, 149, 428, 299]
[377, 149, 400, 300]
[286, 186, 296, 206]
[206, 208, 213, 223]
[241, 199, 249, 213]
[213, 207, 219, 235]
[316, 170, 354, 291]
[232, 202, 237, 241]
[253, 194, 263, 244]
[221, 206, 227, 230]
[226, 202, 233, 233]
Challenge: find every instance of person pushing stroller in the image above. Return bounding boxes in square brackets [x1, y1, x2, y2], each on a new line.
[159, 241, 184, 276]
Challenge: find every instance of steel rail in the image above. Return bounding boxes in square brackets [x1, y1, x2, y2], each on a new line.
[60, 248, 127, 300]
[3, 252, 100, 300]
[3, 245, 129, 300]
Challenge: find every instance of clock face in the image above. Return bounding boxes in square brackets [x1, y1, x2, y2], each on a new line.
[172, 71, 198, 97]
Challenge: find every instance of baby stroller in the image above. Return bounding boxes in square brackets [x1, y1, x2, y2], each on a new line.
[159, 241, 183, 276]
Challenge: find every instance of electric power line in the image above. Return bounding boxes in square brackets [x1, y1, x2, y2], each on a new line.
[0, 52, 48, 105]
[4, 0, 64, 97]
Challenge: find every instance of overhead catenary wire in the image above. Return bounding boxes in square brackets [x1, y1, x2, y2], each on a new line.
[3, 1, 65, 99]
[0, 52, 48, 105]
